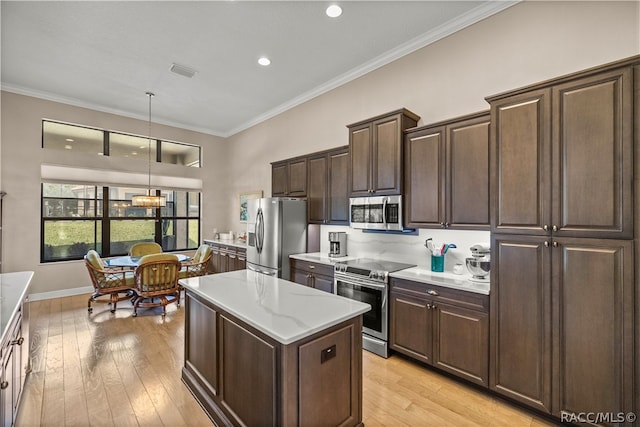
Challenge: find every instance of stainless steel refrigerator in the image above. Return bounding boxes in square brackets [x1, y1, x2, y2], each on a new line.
[246, 197, 307, 280]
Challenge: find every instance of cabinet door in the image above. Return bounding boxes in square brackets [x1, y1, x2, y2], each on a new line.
[404, 126, 444, 228]
[447, 114, 490, 229]
[287, 158, 307, 197]
[551, 68, 633, 239]
[291, 269, 311, 287]
[210, 245, 221, 273]
[227, 250, 239, 272]
[328, 148, 349, 224]
[1, 343, 14, 427]
[491, 88, 552, 235]
[272, 162, 288, 196]
[552, 238, 634, 419]
[433, 303, 488, 387]
[490, 234, 552, 413]
[312, 274, 334, 294]
[218, 250, 229, 273]
[389, 292, 432, 364]
[307, 155, 328, 224]
[236, 249, 246, 270]
[372, 115, 402, 194]
[349, 124, 372, 196]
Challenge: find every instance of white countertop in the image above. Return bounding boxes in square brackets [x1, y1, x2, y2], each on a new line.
[390, 267, 490, 295]
[179, 270, 370, 344]
[1, 271, 34, 344]
[289, 252, 359, 266]
[204, 238, 247, 249]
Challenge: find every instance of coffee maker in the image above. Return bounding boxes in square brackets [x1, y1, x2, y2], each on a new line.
[328, 232, 347, 257]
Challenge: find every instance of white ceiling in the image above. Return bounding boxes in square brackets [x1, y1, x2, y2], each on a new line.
[1, 1, 516, 137]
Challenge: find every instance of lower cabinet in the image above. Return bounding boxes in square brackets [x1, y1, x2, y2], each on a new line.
[491, 234, 635, 422]
[206, 242, 247, 274]
[389, 278, 489, 387]
[0, 296, 29, 427]
[290, 259, 334, 293]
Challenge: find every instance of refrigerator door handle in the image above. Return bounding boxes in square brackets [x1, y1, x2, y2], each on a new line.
[257, 207, 264, 254]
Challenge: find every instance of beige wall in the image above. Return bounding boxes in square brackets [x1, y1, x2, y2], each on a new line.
[0, 91, 227, 295]
[224, 0, 640, 231]
[1, 0, 638, 297]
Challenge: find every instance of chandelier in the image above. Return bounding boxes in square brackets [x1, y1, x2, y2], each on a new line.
[132, 91, 166, 208]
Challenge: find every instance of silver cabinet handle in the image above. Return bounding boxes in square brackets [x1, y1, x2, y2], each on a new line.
[427, 290, 439, 296]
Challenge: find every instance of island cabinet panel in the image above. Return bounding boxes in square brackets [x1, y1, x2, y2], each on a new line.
[299, 324, 359, 427]
[348, 109, 419, 196]
[220, 316, 277, 427]
[182, 289, 364, 427]
[389, 278, 489, 387]
[184, 295, 218, 397]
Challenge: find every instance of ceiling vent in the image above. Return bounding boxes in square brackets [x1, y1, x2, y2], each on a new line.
[170, 63, 197, 78]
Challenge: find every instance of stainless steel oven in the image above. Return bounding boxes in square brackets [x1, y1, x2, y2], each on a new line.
[334, 258, 415, 358]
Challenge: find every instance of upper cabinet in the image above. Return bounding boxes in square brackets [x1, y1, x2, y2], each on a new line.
[404, 111, 490, 230]
[307, 146, 350, 225]
[488, 61, 634, 239]
[271, 157, 307, 197]
[348, 109, 419, 197]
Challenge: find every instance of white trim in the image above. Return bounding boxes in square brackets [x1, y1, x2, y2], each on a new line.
[41, 164, 203, 190]
[29, 285, 93, 301]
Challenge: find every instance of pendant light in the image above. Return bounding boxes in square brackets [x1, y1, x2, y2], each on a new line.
[132, 91, 166, 208]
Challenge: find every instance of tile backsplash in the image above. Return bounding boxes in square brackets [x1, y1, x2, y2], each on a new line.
[319, 225, 490, 272]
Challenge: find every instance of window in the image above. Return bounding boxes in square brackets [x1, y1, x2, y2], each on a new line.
[41, 183, 201, 262]
[42, 119, 201, 167]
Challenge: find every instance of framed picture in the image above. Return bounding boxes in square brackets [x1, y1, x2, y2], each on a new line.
[239, 190, 263, 222]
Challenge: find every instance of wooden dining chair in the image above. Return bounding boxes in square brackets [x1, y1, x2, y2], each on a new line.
[85, 250, 135, 313]
[132, 253, 181, 317]
[129, 241, 162, 257]
[177, 244, 213, 305]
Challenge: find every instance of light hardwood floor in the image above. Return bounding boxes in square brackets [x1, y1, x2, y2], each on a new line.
[16, 293, 558, 427]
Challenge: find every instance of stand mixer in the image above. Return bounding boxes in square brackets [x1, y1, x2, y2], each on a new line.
[465, 243, 490, 282]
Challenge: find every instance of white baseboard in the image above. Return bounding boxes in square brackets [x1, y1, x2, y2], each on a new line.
[29, 285, 93, 301]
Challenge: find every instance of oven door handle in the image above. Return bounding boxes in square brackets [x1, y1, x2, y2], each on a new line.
[335, 275, 387, 290]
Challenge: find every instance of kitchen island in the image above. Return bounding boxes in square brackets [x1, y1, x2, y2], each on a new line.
[179, 270, 370, 427]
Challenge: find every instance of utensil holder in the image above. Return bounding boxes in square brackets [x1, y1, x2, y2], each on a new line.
[431, 255, 445, 272]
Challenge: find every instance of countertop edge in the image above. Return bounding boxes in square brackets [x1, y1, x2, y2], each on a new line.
[204, 238, 247, 249]
[1, 271, 34, 345]
[389, 268, 490, 295]
[180, 272, 370, 345]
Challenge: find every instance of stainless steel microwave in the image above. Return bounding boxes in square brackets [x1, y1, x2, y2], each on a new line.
[349, 195, 403, 231]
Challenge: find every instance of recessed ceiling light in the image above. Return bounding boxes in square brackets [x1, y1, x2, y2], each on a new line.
[65, 138, 74, 142]
[64, 145, 72, 150]
[258, 57, 271, 66]
[326, 4, 342, 18]
[132, 152, 138, 156]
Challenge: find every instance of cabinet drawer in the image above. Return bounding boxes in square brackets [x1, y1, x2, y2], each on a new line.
[290, 259, 334, 278]
[390, 277, 488, 312]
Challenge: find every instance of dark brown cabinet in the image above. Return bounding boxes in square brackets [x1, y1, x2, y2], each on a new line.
[348, 109, 419, 196]
[271, 157, 307, 197]
[404, 111, 490, 230]
[290, 259, 334, 293]
[390, 278, 489, 387]
[307, 146, 350, 225]
[183, 290, 363, 427]
[487, 56, 639, 424]
[206, 241, 246, 274]
[489, 65, 633, 239]
[491, 234, 634, 419]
